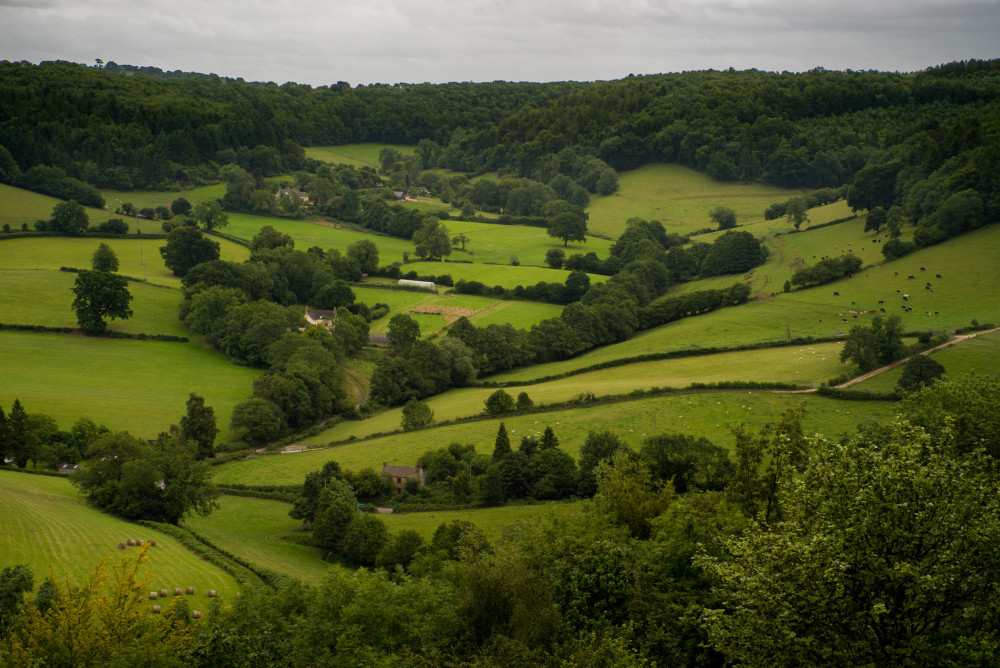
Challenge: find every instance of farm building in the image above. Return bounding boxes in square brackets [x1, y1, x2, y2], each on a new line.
[275, 187, 311, 204]
[58, 464, 80, 474]
[398, 279, 436, 292]
[381, 462, 425, 494]
[304, 307, 337, 328]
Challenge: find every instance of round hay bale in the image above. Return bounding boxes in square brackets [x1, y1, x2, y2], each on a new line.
[117, 542, 126, 550]
[191, 610, 202, 619]
[126, 538, 136, 547]
[174, 588, 183, 596]
[151, 605, 162, 614]
[207, 589, 216, 598]
[148, 592, 158, 600]
[148, 539, 157, 547]
[185, 586, 195, 595]
[159, 589, 168, 597]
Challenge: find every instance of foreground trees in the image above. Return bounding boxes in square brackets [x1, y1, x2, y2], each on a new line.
[699, 419, 1000, 666]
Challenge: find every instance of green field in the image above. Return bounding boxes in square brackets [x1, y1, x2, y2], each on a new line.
[0, 234, 250, 288]
[0, 183, 118, 228]
[435, 220, 612, 267]
[183, 495, 337, 583]
[0, 470, 240, 597]
[354, 287, 564, 334]
[296, 342, 846, 442]
[304, 143, 417, 168]
[853, 330, 1000, 393]
[485, 224, 1000, 381]
[0, 269, 188, 337]
[0, 331, 260, 439]
[381, 502, 577, 542]
[586, 164, 800, 238]
[213, 391, 896, 487]
[101, 183, 228, 213]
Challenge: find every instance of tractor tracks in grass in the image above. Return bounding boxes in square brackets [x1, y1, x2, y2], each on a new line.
[344, 367, 368, 408]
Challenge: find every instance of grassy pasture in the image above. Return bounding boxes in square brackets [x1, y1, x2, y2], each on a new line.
[221, 213, 415, 262]
[0, 331, 259, 439]
[0, 269, 188, 337]
[853, 330, 1000, 393]
[214, 392, 896, 487]
[495, 224, 1000, 381]
[0, 234, 250, 288]
[381, 502, 578, 542]
[586, 164, 800, 238]
[438, 221, 612, 267]
[304, 143, 416, 168]
[182, 495, 337, 583]
[354, 287, 564, 334]
[101, 183, 227, 212]
[0, 470, 240, 597]
[0, 183, 117, 228]
[299, 342, 846, 441]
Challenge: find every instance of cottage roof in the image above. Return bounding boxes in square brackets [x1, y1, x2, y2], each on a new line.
[305, 308, 337, 322]
[381, 463, 421, 478]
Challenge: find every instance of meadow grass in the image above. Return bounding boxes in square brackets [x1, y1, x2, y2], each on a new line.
[491, 224, 1000, 381]
[295, 341, 845, 442]
[214, 391, 896, 487]
[586, 164, 801, 238]
[182, 495, 338, 583]
[381, 502, 579, 542]
[0, 183, 118, 227]
[852, 330, 1000, 393]
[100, 183, 227, 212]
[0, 234, 250, 288]
[438, 221, 612, 266]
[0, 470, 240, 597]
[355, 288, 564, 333]
[304, 143, 416, 168]
[0, 269, 188, 337]
[0, 331, 259, 439]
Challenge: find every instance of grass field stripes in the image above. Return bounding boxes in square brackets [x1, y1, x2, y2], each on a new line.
[0, 469, 240, 597]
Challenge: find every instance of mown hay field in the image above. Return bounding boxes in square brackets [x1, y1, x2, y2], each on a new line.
[0, 331, 260, 438]
[214, 391, 896, 487]
[0, 470, 240, 597]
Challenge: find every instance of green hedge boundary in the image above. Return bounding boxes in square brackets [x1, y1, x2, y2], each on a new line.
[139, 520, 293, 591]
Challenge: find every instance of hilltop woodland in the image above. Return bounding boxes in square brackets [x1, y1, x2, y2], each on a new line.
[2, 58, 1000, 665]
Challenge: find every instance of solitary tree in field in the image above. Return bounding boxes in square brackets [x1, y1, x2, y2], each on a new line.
[159, 225, 221, 276]
[71, 270, 133, 334]
[412, 217, 451, 260]
[709, 206, 737, 230]
[547, 211, 588, 246]
[91, 242, 119, 272]
[786, 197, 809, 229]
[193, 200, 229, 231]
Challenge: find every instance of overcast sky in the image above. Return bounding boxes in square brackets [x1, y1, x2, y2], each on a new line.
[1, 0, 997, 86]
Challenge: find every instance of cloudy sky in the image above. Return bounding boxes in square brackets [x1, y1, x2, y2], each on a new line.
[1, 0, 997, 86]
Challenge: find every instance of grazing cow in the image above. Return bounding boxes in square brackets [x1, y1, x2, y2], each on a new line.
[842, 318, 848, 322]
[834, 291, 839, 296]
[920, 267, 926, 271]
[936, 274, 942, 278]
[880, 307, 885, 312]
[879, 300, 884, 304]
[908, 275, 915, 279]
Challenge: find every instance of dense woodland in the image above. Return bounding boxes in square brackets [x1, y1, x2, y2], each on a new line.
[3, 59, 1000, 666]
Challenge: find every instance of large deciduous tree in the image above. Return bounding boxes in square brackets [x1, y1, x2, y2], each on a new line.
[71, 269, 133, 334]
[840, 313, 905, 373]
[90, 242, 119, 272]
[547, 211, 588, 246]
[412, 217, 451, 260]
[708, 206, 737, 230]
[50, 199, 89, 235]
[159, 225, 221, 276]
